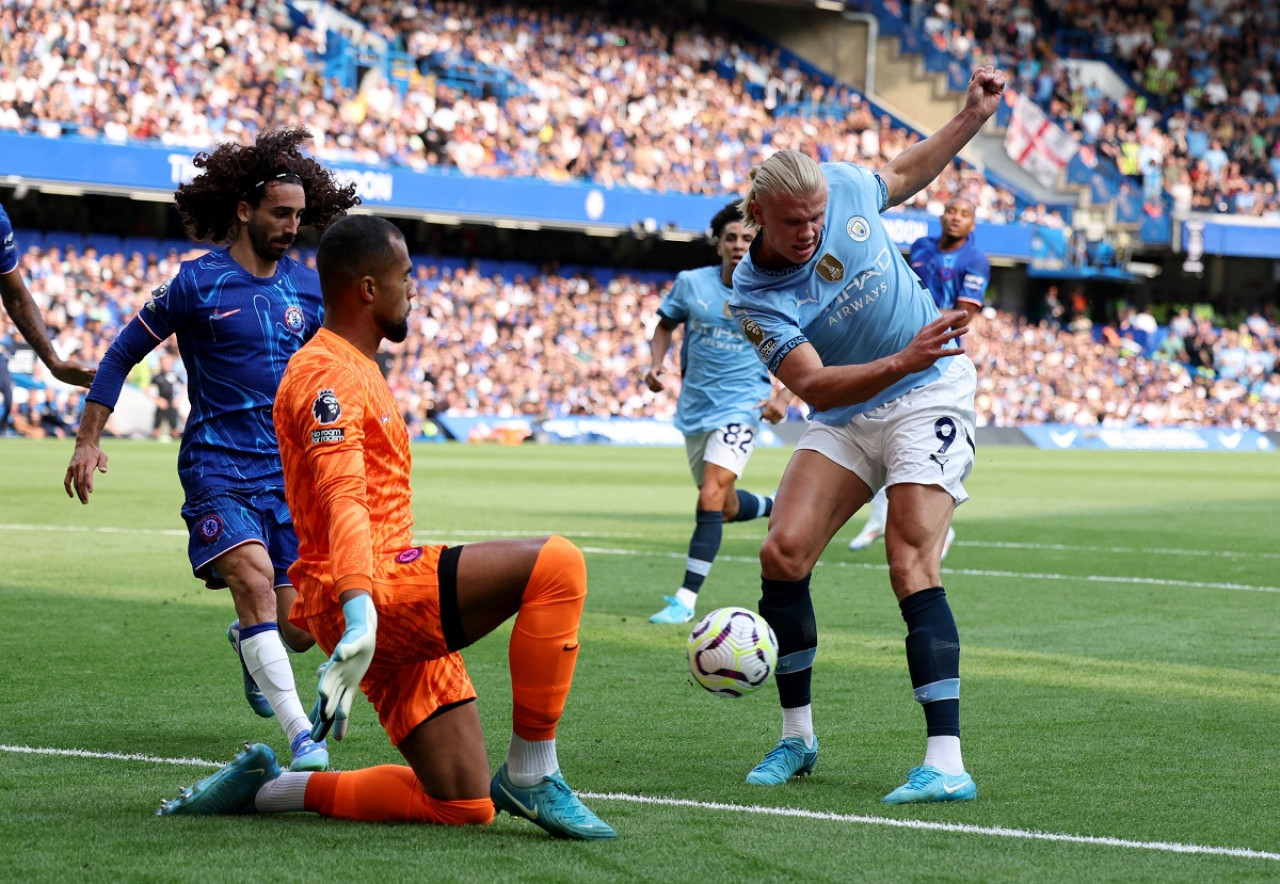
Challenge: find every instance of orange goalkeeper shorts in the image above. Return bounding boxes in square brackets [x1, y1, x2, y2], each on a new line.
[304, 545, 476, 746]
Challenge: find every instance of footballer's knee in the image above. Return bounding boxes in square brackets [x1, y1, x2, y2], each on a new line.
[759, 531, 812, 581]
[528, 534, 586, 604]
[226, 574, 278, 624]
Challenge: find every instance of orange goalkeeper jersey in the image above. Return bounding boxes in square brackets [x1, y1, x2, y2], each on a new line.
[274, 327, 414, 617]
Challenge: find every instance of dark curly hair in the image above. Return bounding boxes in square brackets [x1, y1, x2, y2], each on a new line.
[173, 127, 360, 245]
[709, 200, 744, 241]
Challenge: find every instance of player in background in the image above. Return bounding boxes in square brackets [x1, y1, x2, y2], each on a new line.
[157, 214, 616, 841]
[1, 201, 96, 435]
[644, 201, 791, 625]
[63, 128, 359, 773]
[729, 65, 1006, 803]
[848, 197, 989, 557]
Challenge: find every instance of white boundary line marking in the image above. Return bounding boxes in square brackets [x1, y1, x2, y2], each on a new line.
[5, 522, 1278, 560]
[1, 744, 220, 768]
[3, 744, 1276, 862]
[3, 523, 1274, 593]
[579, 791, 1280, 862]
[571, 547, 1280, 594]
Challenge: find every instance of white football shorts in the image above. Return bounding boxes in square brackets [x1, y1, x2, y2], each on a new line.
[684, 421, 759, 486]
[795, 354, 977, 505]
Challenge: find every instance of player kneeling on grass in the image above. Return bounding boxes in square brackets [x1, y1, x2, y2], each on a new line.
[158, 214, 615, 840]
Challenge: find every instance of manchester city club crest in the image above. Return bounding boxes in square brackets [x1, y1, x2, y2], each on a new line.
[312, 388, 342, 424]
[284, 305, 306, 333]
[846, 216, 871, 242]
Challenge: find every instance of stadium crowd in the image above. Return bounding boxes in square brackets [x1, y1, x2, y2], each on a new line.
[921, 0, 1280, 217]
[3, 0, 1279, 222]
[3, 240, 1276, 438]
[0, 0, 1006, 222]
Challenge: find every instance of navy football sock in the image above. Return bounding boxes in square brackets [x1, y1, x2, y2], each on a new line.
[899, 586, 961, 737]
[760, 575, 816, 709]
[682, 509, 723, 594]
[731, 490, 773, 522]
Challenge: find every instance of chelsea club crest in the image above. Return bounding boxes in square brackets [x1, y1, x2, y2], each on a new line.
[284, 305, 305, 333]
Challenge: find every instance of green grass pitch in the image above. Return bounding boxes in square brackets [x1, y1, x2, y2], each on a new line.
[2, 438, 1278, 882]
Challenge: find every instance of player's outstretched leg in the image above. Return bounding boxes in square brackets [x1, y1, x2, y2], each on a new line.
[158, 742, 281, 815]
[227, 620, 274, 718]
[745, 736, 819, 785]
[881, 765, 976, 804]
[490, 763, 616, 840]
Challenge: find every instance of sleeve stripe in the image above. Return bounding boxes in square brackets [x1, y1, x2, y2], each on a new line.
[136, 315, 164, 342]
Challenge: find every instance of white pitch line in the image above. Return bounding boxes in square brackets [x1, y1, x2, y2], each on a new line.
[1, 744, 220, 768]
[2, 524, 1269, 593]
[936, 567, 1280, 593]
[2, 744, 1275, 863]
[0, 522, 188, 537]
[3, 524, 1275, 593]
[5, 522, 1278, 560]
[572, 547, 1280, 594]
[950, 540, 1280, 561]
[577, 792, 1280, 862]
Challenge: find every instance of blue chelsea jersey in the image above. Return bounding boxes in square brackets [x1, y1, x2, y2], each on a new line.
[909, 234, 990, 311]
[0, 204, 19, 275]
[657, 265, 773, 435]
[138, 248, 323, 495]
[730, 162, 946, 426]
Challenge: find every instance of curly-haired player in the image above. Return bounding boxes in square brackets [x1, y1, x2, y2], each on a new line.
[64, 128, 359, 772]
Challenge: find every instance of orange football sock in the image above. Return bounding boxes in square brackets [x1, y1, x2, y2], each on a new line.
[304, 767, 494, 825]
[509, 534, 586, 741]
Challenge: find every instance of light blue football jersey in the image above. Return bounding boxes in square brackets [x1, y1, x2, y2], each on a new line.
[658, 264, 773, 436]
[730, 162, 949, 426]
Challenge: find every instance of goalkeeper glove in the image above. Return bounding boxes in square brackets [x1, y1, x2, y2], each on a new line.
[309, 593, 377, 742]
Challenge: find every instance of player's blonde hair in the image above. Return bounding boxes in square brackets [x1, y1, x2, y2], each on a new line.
[739, 150, 824, 228]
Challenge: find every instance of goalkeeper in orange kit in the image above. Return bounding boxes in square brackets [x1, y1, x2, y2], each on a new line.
[157, 213, 615, 840]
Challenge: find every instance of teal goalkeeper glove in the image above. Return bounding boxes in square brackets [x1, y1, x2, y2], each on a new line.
[309, 593, 377, 742]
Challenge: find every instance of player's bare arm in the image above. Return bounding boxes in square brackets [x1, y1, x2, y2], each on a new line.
[1, 270, 97, 387]
[758, 382, 793, 424]
[880, 66, 1007, 208]
[773, 311, 968, 412]
[645, 318, 678, 392]
[63, 401, 112, 504]
[953, 300, 982, 328]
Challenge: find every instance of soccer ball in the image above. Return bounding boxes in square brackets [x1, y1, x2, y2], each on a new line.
[686, 606, 778, 697]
